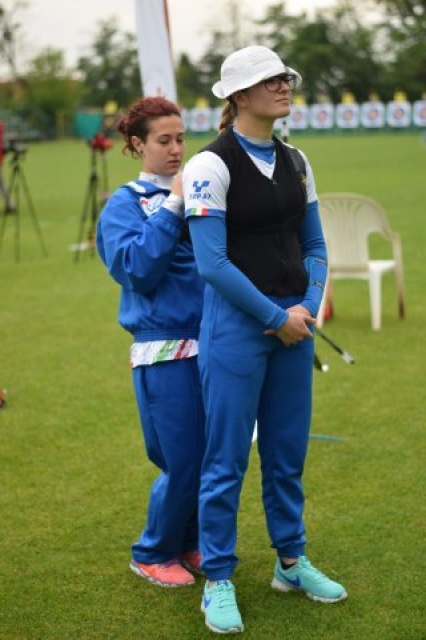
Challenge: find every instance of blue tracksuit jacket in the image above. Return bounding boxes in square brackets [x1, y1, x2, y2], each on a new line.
[96, 179, 203, 342]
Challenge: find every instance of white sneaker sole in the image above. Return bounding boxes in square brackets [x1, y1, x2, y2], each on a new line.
[200, 603, 244, 634]
[271, 576, 348, 603]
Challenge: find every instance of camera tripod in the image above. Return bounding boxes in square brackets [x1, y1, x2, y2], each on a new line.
[0, 149, 48, 261]
[73, 146, 109, 262]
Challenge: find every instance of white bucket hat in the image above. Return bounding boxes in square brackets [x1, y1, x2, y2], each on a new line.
[212, 45, 302, 99]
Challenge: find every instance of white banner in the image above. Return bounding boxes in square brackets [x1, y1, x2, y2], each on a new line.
[310, 104, 334, 129]
[189, 108, 212, 132]
[212, 107, 223, 132]
[177, 101, 421, 132]
[134, 0, 177, 101]
[273, 117, 285, 132]
[386, 101, 411, 128]
[288, 105, 309, 130]
[336, 104, 359, 129]
[181, 108, 191, 130]
[413, 100, 426, 127]
[360, 102, 385, 128]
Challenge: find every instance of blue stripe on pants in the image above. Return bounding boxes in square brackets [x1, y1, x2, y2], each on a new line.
[131, 357, 205, 563]
[198, 291, 313, 579]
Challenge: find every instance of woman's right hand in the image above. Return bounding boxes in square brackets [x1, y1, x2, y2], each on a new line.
[264, 310, 314, 346]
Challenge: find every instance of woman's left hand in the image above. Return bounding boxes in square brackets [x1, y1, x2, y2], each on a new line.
[264, 304, 314, 346]
[286, 304, 312, 318]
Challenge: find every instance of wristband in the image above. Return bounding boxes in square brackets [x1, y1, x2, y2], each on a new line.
[165, 193, 185, 217]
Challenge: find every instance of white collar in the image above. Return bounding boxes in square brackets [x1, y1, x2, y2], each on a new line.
[139, 172, 174, 190]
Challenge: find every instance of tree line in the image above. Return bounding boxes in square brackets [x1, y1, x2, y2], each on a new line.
[0, 0, 424, 138]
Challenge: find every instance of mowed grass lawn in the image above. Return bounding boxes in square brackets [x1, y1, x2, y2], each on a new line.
[1, 132, 425, 639]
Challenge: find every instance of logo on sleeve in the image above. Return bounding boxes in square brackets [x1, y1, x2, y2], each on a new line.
[140, 193, 167, 216]
[189, 179, 212, 201]
[193, 180, 210, 192]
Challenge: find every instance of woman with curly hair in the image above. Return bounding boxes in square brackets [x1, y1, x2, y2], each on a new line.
[97, 97, 205, 588]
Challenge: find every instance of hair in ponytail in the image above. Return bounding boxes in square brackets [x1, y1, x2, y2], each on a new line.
[218, 100, 236, 135]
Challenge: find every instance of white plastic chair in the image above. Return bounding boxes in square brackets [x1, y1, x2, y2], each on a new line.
[316, 193, 405, 330]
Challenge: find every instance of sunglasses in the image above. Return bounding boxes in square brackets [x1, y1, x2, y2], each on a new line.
[263, 74, 298, 92]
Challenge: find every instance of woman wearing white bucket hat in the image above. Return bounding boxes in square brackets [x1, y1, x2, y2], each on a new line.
[183, 45, 347, 634]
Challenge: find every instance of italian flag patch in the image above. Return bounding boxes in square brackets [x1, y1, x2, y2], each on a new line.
[188, 208, 209, 216]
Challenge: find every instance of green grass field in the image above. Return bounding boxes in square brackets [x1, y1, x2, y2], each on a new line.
[1, 133, 425, 639]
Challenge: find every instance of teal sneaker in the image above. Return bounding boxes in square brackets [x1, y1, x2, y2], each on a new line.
[271, 556, 348, 603]
[201, 580, 244, 634]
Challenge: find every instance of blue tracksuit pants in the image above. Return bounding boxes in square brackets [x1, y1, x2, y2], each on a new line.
[198, 291, 314, 580]
[131, 357, 205, 564]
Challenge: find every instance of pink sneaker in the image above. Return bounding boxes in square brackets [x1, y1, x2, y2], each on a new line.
[130, 558, 195, 587]
[180, 550, 203, 575]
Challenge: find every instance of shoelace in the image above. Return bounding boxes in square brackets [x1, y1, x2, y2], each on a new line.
[214, 582, 235, 609]
[298, 558, 329, 583]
